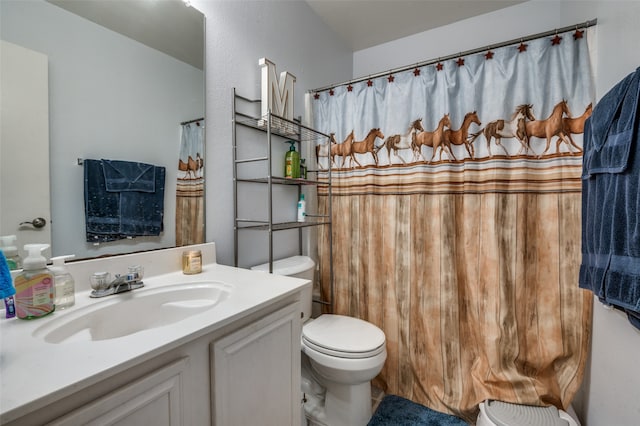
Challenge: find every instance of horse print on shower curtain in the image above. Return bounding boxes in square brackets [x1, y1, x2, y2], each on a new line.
[176, 119, 205, 246]
[311, 27, 595, 422]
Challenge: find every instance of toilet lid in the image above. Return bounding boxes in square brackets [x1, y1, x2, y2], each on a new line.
[484, 400, 569, 426]
[302, 315, 386, 358]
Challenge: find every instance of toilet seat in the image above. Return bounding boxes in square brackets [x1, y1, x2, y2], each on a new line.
[302, 336, 386, 359]
[302, 314, 386, 359]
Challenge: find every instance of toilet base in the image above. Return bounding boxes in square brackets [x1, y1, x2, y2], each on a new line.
[303, 381, 372, 426]
[326, 381, 372, 426]
[302, 354, 374, 426]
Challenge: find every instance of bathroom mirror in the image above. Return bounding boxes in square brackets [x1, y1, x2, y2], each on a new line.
[0, 0, 205, 259]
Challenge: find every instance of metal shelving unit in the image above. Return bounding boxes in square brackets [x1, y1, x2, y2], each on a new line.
[232, 88, 334, 311]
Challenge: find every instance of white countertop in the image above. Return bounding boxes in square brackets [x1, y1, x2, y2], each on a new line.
[0, 260, 309, 423]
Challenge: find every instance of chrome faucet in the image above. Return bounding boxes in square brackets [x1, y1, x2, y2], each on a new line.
[90, 265, 144, 298]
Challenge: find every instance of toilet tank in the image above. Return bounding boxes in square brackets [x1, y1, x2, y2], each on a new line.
[251, 255, 315, 321]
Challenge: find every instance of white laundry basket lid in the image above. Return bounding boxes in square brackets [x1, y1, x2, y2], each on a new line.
[484, 400, 570, 426]
[302, 314, 385, 357]
[251, 255, 315, 276]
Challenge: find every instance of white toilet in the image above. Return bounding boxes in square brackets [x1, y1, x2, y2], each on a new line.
[477, 400, 581, 426]
[252, 256, 387, 426]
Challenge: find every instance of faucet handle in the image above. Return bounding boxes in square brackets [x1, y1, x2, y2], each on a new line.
[90, 272, 111, 291]
[127, 265, 144, 281]
[89, 266, 144, 298]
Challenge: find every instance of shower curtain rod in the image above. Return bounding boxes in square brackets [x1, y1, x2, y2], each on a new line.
[310, 18, 597, 94]
[181, 117, 204, 125]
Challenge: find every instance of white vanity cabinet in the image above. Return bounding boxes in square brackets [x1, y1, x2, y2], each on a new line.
[49, 358, 189, 426]
[4, 297, 302, 426]
[212, 302, 301, 425]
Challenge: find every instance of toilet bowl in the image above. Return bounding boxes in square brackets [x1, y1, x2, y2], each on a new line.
[477, 400, 581, 426]
[252, 256, 387, 426]
[301, 314, 386, 426]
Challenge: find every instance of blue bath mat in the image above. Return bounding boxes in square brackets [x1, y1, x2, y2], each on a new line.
[368, 395, 469, 426]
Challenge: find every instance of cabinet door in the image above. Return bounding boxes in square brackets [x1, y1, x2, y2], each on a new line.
[212, 302, 301, 425]
[49, 358, 188, 426]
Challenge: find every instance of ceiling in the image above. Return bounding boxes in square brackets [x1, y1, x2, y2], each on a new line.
[46, 0, 527, 69]
[304, 0, 527, 51]
[47, 0, 204, 69]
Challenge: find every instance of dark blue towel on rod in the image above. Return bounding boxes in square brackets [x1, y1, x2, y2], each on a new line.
[102, 159, 156, 192]
[84, 159, 165, 243]
[85, 159, 121, 241]
[580, 67, 640, 330]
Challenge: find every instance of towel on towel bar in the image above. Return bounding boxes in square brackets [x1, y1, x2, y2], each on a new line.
[84, 159, 165, 242]
[102, 159, 156, 192]
[580, 67, 640, 330]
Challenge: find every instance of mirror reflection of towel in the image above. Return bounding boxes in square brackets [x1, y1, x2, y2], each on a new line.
[84, 159, 165, 242]
[102, 159, 155, 192]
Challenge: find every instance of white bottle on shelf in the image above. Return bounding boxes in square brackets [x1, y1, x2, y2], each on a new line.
[297, 194, 306, 222]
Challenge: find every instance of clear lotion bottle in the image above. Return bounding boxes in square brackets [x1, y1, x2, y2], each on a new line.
[14, 244, 55, 319]
[0, 235, 22, 270]
[51, 255, 76, 309]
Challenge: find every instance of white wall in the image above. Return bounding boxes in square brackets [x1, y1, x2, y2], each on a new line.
[0, 0, 204, 259]
[192, 0, 352, 267]
[1, 41, 51, 250]
[353, 1, 640, 425]
[2, 0, 352, 266]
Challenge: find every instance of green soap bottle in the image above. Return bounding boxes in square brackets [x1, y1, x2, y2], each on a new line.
[284, 141, 300, 178]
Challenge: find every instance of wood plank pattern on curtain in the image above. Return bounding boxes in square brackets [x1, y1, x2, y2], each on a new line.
[176, 190, 204, 246]
[318, 192, 591, 422]
[312, 28, 595, 422]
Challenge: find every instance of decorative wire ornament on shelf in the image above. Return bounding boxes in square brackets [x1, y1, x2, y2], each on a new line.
[235, 112, 330, 143]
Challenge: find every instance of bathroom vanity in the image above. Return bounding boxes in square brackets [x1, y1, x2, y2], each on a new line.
[0, 243, 307, 425]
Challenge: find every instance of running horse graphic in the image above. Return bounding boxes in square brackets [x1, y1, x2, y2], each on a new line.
[525, 99, 573, 157]
[443, 111, 482, 159]
[556, 102, 592, 153]
[178, 152, 204, 179]
[476, 104, 535, 157]
[349, 128, 385, 167]
[377, 119, 424, 164]
[411, 114, 452, 162]
[329, 130, 355, 168]
[315, 133, 336, 170]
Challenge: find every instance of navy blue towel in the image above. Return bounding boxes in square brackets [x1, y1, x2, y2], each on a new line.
[368, 395, 468, 426]
[84, 159, 165, 242]
[102, 159, 156, 192]
[580, 67, 640, 330]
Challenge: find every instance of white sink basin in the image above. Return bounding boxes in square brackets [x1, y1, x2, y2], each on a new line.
[33, 281, 232, 343]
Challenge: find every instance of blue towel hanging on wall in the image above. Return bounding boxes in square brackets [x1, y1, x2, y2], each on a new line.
[84, 159, 166, 243]
[580, 67, 640, 329]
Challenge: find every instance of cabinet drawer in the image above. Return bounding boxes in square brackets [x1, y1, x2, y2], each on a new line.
[49, 358, 189, 426]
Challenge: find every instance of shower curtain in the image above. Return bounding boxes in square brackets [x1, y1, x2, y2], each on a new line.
[311, 29, 594, 422]
[176, 119, 205, 246]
